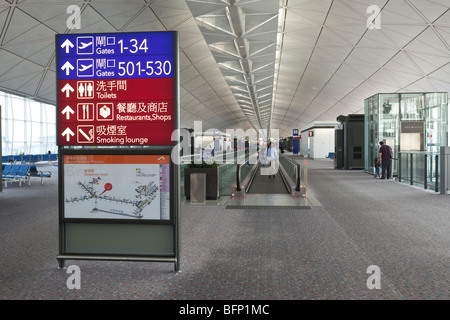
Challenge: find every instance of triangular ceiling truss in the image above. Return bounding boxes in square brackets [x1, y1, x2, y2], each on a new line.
[186, 0, 282, 133]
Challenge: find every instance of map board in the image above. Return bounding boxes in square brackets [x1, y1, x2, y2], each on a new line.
[63, 154, 170, 220]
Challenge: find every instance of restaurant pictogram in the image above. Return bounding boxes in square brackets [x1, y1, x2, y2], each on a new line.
[77, 103, 94, 121]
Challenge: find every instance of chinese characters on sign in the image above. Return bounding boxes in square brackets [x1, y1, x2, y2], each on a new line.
[56, 32, 176, 146]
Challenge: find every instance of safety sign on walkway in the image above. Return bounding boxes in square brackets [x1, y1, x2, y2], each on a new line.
[56, 32, 176, 146]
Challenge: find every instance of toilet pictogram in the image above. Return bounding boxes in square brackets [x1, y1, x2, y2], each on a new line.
[77, 81, 94, 99]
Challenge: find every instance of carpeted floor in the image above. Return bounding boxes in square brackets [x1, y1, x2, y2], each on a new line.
[0, 160, 449, 300]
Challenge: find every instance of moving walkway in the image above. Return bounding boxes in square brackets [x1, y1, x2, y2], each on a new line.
[235, 152, 306, 197]
[180, 149, 308, 207]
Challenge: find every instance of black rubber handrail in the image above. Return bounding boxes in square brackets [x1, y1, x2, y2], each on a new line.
[236, 152, 258, 192]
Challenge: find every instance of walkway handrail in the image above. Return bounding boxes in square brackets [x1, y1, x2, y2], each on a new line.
[279, 154, 301, 192]
[236, 162, 241, 192]
[236, 151, 258, 192]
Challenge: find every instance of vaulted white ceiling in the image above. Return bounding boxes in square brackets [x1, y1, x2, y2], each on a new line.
[1, 0, 450, 137]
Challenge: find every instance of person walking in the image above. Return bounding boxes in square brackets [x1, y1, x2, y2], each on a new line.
[266, 141, 279, 178]
[378, 141, 394, 180]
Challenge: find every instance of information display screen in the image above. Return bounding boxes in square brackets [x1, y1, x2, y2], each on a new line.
[63, 154, 171, 221]
[56, 32, 176, 146]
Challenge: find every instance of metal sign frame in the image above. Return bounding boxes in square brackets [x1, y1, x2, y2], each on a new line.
[56, 31, 180, 272]
[57, 147, 180, 271]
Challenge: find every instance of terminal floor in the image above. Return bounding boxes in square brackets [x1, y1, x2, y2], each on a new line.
[0, 159, 449, 300]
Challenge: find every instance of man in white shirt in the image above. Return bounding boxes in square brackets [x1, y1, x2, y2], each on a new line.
[266, 141, 279, 178]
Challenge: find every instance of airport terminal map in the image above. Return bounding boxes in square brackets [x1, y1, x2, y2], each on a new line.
[64, 155, 170, 220]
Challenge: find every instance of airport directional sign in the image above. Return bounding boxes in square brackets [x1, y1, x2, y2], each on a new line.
[56, 32, 177, 146]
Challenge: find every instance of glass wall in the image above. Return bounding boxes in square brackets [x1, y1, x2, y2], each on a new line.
[1, 91, 56, 156]
[364, 92, 448, 178]
[424, 93, 448, 154]
[365, 93, 400, 174]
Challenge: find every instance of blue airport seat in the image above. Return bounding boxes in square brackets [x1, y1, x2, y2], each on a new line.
[326, 152, 335, 159]
[29, 155, 39, 163]
[2, 163, 13, 176]
[2, 153, 57, 166]
[16, 165, 31, 178]
[2, 164, 31, 187]
[40, 153, 57, 162]
[29, 165, 52, 185]
[3, 164, 21, 179]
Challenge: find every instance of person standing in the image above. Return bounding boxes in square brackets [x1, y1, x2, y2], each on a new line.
[378, 141, 394, 180]
[373, 158, 381, 179]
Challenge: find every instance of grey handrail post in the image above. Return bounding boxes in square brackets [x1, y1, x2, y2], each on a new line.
[410, 153, 413, 185]
[424, 154, 427, 190]
[236, 163, 241, 192]
[398, 152, 402, 182]
[435, 154, 439, 192]
[295, 163, 301, 192]
[440, 147, 446, 195]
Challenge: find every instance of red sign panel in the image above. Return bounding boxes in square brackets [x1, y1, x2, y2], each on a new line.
[57, 78, 174, 146]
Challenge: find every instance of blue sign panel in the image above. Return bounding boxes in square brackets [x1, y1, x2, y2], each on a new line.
[293, 129, 299, 154]
[58, 55, 174, 79]
[56, 32, 175, 80]
[56, 31, 177, 146]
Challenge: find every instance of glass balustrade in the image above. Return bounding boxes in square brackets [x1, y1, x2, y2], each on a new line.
[398, 151, 440, 192]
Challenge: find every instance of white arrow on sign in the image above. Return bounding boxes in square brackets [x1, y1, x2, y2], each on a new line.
[61, 39, 74, 53]
[61, 105, 75, 120]
[61, 61, 74, 76]
[61, 83, 74, 98]
[62, 127, 75, 142]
